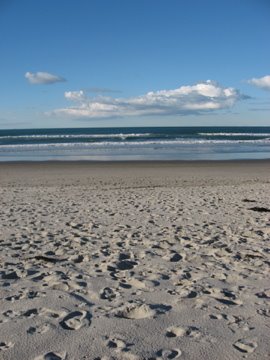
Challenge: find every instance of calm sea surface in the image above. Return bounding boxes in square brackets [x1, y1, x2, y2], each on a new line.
[0, 126, 270, 161]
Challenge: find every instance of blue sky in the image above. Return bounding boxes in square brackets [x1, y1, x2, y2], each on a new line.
[0, 0, 269, 129]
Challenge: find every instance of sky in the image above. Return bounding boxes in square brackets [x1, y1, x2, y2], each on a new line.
[0, 0, 269, 129]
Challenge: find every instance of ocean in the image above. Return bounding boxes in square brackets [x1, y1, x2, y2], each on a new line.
[0, 126, 270, 161]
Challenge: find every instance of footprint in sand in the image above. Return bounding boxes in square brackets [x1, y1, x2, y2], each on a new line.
[116, 260, 138, 271]
[23, 308, 39, 318]
[114, 302, 171, 319]
[1, 270, 20, 280]
[5, 292, 24, 301]
[60, 310, 91, 330]
[166, 325, 201, 339]
[256, 288, 270, 299]
[105, 336, 130, 353]
[257, 308, 270, 317]
[166, 326, 186, 338]
[126, 277, 146, 289]
[35, 351, 67, 360]
[95, 354, 139, 360]
[155, 348, 182, 359]
[209, 313, 224, 320]
[50, 282, 70, 291]
[233, 338, 257, 353]
[40, 308, 67, 319]
[100, 287, 119, 301]
[169, 253, 183, 262]
[2, 309, 20, 320]
[115, 303, 155, 319]
[0, 341, 14, 351]
[27, 323, 52, 335]
[215, 297, 242, 306]
[185, 326, 201, 338]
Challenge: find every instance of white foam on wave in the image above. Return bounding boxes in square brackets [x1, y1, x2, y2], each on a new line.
[0, 133, 152, 140]
[0, 138, 269, 151]
[199, 132, 270, 136]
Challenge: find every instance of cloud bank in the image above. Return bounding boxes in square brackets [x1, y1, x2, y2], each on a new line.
[247, 75, 270, 90]
[25, 71, 66, 84]
[53, 80, 246, 119]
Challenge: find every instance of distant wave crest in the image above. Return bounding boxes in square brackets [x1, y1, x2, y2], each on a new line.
[0, 138, 269, 151]
[0, 133, 152, 140]
[199, 132, 270, 136]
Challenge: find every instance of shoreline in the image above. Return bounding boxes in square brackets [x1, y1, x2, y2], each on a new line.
[1, 158, 269, 186]
[1, 158, 270, 163]
[1, 158, 270, 169]
[1, 159, 269, 189]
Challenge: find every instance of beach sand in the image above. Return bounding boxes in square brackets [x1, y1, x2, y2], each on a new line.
[0, 160, 269, 359]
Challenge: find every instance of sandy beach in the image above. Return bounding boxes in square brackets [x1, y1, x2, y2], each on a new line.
[0, 160, 269, 360]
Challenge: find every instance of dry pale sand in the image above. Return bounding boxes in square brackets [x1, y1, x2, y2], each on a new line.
[0, 160, 269, 360]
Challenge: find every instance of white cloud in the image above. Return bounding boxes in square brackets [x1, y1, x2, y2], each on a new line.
[64, 90, 85, 101]
[52, 80, 245, 119]
[247, 75, 270, 90]
[25, 71, 66, 84]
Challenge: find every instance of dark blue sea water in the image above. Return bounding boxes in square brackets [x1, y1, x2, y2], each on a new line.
[0, 126, 270, 161]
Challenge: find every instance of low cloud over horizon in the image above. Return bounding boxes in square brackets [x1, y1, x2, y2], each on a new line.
[25, 71, 66, 85]
[247, 75, 270, 90]
[52, 80, 247, 119]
